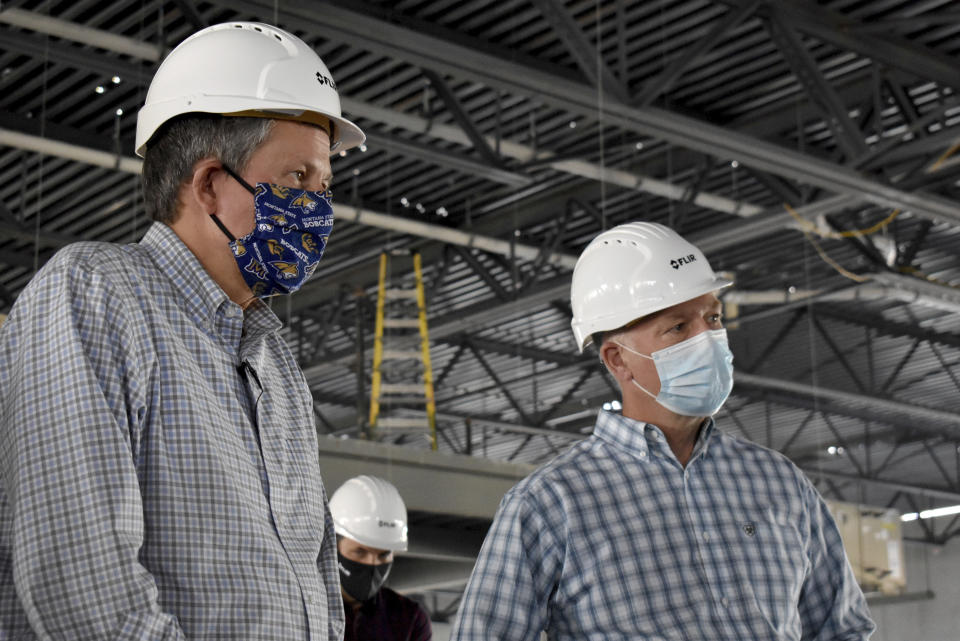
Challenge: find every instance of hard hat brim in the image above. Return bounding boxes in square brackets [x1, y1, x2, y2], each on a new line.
[574, 275, 733, 352]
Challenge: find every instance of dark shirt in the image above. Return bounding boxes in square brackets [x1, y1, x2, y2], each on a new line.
[344, 587, 432, 641]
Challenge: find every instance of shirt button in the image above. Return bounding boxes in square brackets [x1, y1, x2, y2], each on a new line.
[305, 592, 314, 604]
[721, 597, 729, 608]
[702, 530, 710, 541]
[639, 450, 648, 460]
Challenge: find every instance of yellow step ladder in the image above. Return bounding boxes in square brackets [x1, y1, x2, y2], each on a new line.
[369, 250, 438, 450]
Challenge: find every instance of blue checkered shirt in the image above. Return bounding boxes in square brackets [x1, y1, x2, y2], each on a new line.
[0, 222, 343, 640]
[451, 410, 875, 641]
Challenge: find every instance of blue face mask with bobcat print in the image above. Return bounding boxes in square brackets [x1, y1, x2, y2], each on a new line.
[211, 164, 333, 298]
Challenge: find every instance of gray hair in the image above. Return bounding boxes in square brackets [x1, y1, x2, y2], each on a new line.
[141, 115, 276, 224]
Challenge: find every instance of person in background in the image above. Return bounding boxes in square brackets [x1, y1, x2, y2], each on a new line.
[0, 21, 364, 640]
[451, 222, 875, 641]
[330, 475, 432, 641]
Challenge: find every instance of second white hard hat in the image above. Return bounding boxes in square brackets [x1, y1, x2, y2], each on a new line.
[135, 21, 365, 156]
[329, 475, 409, 552]
[570, 222, 732, 352]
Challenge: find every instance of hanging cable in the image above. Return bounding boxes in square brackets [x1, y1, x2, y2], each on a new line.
[784, 203, 901, 239]
[595, 0, 608, 230]
[927, 140, 960, 173]
[801, 230, 871, 283]
[33, 25, 51, 275]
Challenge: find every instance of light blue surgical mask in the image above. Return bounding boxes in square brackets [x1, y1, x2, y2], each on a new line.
[615, 329, 734, 417]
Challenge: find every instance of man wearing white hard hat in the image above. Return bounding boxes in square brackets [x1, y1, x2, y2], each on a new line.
[0, 22, 362, 639]
[330, 476, 432, 641]
[452, 223, 875, 640]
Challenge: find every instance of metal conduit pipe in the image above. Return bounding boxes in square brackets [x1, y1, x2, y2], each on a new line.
[0, 7, 162, 61]
[6, 127, 960, 315]
[0, 128, 578, 268]
[341, 99, 764, 217]
[734, 371, 960, 431]
[723, 283, 960, 314]
[0, 7, 764, 218]
[0, 128, 144, 174]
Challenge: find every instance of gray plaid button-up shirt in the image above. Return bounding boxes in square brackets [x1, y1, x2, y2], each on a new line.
[0, 222, 343, 640]
[452, 410, 875, 641]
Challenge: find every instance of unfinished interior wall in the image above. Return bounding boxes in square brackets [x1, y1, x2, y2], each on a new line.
[868, 538, 960, 641]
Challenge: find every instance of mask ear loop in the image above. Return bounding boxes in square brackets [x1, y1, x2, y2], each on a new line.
[220, 163, 258, 195]
[612, 341, 660, 401]
[210, 163, 258, 242]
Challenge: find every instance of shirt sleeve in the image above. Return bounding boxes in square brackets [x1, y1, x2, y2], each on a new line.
[797, 478, 876, 641]
[450, 487, 562, 641]
[0, 263, 185, 640]
[319, 483, 345, 640]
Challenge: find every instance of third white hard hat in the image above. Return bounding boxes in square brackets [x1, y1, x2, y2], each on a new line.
[135, 21, 365, 156]
[329, 475, 409, 552]
[570, 222, 731, 352]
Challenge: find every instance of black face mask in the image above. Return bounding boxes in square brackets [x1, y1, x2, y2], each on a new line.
[338, 553, 392, 602]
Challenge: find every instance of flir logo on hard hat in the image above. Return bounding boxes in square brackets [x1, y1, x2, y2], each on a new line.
[670, 254, 697, 270]
[378, 519, 396, 529]
[316, 71, 337, 90]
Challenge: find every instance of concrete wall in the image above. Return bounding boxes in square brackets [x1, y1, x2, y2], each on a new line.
[869, 538, 960, 641]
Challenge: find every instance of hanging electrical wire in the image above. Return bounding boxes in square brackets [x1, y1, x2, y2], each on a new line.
[784, 203, 902, 239]
[800, 230, 870, 283]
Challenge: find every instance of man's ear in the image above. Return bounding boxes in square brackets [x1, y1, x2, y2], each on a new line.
[185, 158, 226, 216]
[599, 339, 630, 382]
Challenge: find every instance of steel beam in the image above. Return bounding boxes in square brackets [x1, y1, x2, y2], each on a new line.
[734, 371, 960, 436]
[212, 0, 960, 226]
[468, 344, 537, 426]
[420, 68, 502, 168]
[852, 13, 960, 34]
[0, 10, 774, 219]
[0, 9, 162, 61]
[403, 525, 485, 562]
[0, 128, 578, 268]
[314, 435, 534, 519]
[528, 0, 627, 102]
[804, 469, 960, 503]
[814, 304, 960, 351]
[362, 130, 532, 187]
[170, 0, 209, 31]
[723, 0, 960, 91]
[764, 11, 867, 158]
[9, 6, 960, 228]
[636, 0, 761, 106]
[389, 557, 474, 594]
[320, 397, 960, 505]
[451, 246, 511, 302]
[8, 122, 960, 332]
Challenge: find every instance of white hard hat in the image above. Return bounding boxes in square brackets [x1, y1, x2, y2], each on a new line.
[135, 21, 365, 156]
[570, 222, 732, 352]
[329, 475, 408, 552]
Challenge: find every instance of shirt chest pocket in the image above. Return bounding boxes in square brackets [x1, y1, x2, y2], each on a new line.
[720, 505, 808, 617]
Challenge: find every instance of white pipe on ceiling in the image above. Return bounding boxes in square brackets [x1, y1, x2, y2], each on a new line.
[4, 128, 958, 316]
[341, 99, 764, 217]
[0, 128, 578, 268]
[724, 283, 960, 315]
[0, 127, 143, 174]
[0, 7, 162, 61]
[1, 7, 763, 219]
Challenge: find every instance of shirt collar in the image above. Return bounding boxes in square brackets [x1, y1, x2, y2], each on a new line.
[593, 410, 718, 463]
[139, 222, 280, 346]
[594, 411, 651, 460]
[241, 299, 283, 351]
